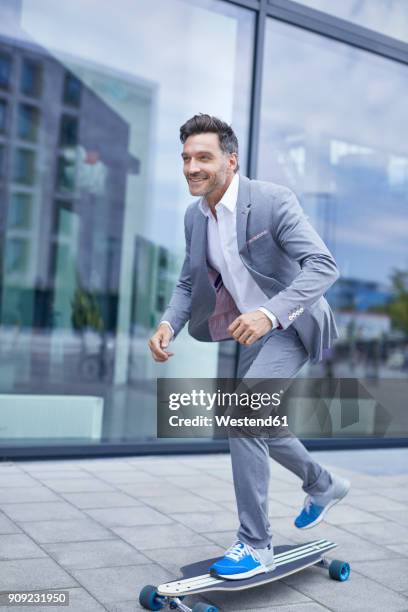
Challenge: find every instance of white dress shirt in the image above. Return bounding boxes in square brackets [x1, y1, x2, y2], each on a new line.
[162, 174, 278, 338]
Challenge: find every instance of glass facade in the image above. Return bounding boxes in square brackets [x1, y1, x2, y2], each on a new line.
[0, 0, 407, 455]
[259, 19, 408, 382]
[0, 0, 254, 450]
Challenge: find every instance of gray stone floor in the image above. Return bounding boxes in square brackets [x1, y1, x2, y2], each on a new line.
[1, 448, 408, 612]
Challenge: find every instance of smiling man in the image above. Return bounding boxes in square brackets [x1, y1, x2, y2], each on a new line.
[148, 114, 350, 580]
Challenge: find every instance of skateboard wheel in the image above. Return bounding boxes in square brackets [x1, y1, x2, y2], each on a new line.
[192, 604, 219, 612]
[328, 560, 351, 582]
[139, 585, 165, 610]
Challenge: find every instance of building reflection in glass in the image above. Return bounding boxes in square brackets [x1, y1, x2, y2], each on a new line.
[0, 0, 254, 445]
[259, 19, 408, 384]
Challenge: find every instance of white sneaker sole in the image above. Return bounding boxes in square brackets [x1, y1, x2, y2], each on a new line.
[297, 480, 351, 530]
[215, 562, 276, 581]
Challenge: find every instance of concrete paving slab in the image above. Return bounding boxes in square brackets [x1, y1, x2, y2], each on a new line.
[0, 486, 61, 504]
[20, 518, 115, 543]
[169, 510, 236, 533]
[0, 474, 39, 488]
[0, 501, 85, 522]
[96, 471, 158, 485]
[344, 494, 407, 513]
[0, 588, 107, 612]
[376, 510, 408, 526]
[341, 520, 408, 545]
[163, 475, 234, 489]
[140, 494, 223, 514]
[44, 539, 150, 570]
[39, 477, 115, 493]
[352, 558, 408, 592]
[116, 482, 192, 499]
[323, 503, 384, 525]
[61, 491, 144, 509]
[188, 484, 237, 502]
[387, 543, 408, 556]
[70, 564, 173, 603]
[282, 565, 408, 611]
[0, 512, 21, 534]
[85, 506, 173, 528]
[113, 523, 210, 550]
[0, 533, 47, 560]
[0, 558, 78, 591]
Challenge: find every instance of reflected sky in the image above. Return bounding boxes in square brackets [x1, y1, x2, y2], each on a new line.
[295, 0, 408, 42]
[18, 0, 254, 249]
[259, 18, 408, 286]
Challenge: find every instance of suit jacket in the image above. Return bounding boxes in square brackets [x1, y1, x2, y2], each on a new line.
[160, 174, 340, 364]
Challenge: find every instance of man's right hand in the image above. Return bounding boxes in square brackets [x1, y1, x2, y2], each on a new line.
[148, 324, 174, 362]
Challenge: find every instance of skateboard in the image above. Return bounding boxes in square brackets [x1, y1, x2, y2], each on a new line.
[139, 538, 350, 611]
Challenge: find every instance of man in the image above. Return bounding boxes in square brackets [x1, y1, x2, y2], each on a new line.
[148, 114, 350, 580]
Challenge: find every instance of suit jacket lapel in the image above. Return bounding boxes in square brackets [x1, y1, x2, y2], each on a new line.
[190, 205, 208, 271]
[236, 174, 251, 258]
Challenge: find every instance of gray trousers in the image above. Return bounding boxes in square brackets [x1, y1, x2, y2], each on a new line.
[229, 326, 331, 549]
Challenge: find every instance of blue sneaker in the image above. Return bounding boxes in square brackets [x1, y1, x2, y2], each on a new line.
[295, 474, 350, 529]
[209, 541, 275, 580]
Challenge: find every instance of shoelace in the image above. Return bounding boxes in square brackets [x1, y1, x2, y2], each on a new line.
[225, 541, 262, 563]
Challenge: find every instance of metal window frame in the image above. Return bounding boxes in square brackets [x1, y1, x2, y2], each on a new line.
[1, 0, 408, 458]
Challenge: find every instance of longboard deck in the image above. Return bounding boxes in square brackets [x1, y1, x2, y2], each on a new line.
[158, 539, 337, 596]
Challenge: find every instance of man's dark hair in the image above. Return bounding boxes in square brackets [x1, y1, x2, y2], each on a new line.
[180, 113, 239, 172]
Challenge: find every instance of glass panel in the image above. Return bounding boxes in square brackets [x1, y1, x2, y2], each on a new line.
[8, 193, 32, 228]
[0, 51, 11, 89]
[59, 114, 78, 147]
[17, 103, 40, 141]
[0, 0, 254, 448]
[259, 19, 408, 390]
[0, 97, 7, 132]
[21, 58, 42, 97]
[12, 148, 35, 185]
[63, 71, 81, 107]
[292, 0, 408, 42]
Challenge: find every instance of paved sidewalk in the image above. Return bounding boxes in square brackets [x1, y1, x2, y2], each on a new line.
[0, 448, 408, 612]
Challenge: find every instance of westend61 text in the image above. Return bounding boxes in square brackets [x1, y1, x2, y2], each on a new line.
[168, 415, 288, 427]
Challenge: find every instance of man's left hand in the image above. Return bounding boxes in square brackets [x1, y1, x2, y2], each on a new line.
[228, 311, 273, 345]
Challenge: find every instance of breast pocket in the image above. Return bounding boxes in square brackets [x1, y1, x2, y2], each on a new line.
[247, 233, 274, 270]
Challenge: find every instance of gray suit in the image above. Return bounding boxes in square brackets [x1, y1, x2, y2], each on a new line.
[160, 174, 339, 363]
[160, 174, 338, 549]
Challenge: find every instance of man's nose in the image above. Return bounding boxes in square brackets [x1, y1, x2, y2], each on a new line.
[189, 159, 201, 174]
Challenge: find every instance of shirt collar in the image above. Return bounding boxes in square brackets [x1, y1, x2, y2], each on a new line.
[198, 173, 240, 218]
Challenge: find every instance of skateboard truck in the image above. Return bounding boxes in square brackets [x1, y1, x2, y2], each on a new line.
[139, 588, 217, 612]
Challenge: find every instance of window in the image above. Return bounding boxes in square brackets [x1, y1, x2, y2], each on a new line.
[20, 58, 42, 97]
[4, 238, 29, 274]
[259, 19, 408, 381]
[8, 193, 32, 228]
[56, 154, 76, 192]
[293, 0, 408, 42]
[0, 52, 11, 89]
[63, 71, 81, 107]
[17, 103, 40, 141]
[1, 0, 254, 449]
[59, 114, 78, 146]
[12, 148, 35, 185]
[0, 98, 7, 132]
[0, 144, 5, 180]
